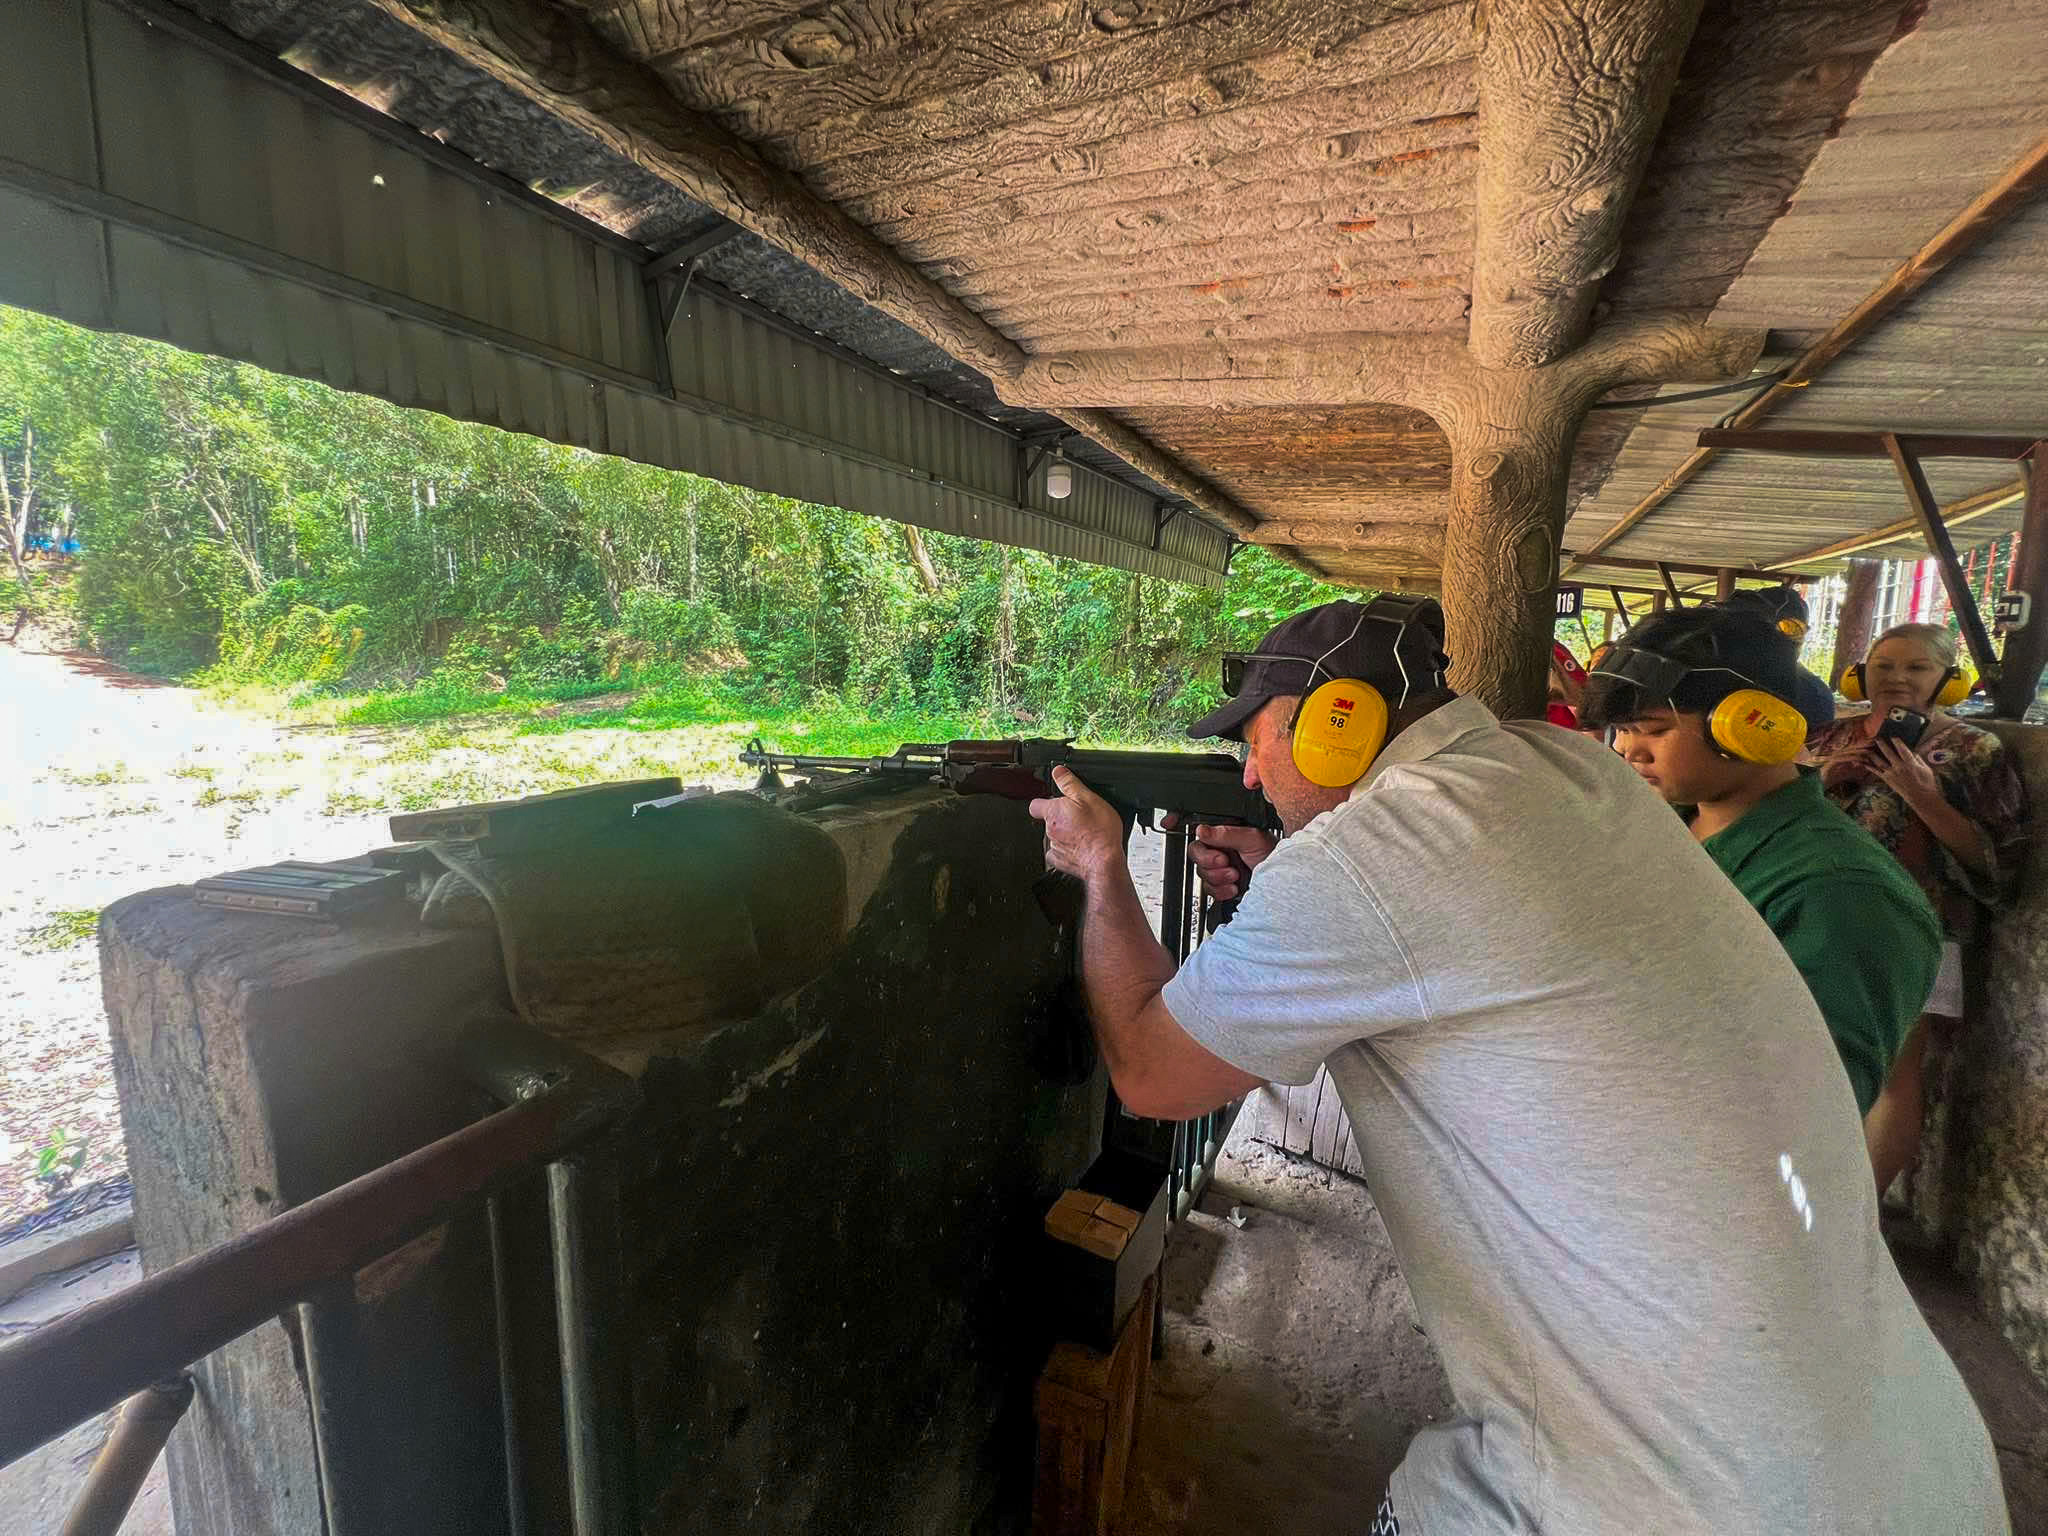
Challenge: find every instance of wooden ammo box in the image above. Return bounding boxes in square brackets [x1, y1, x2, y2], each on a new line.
[1041, 1148, 1168, 1354]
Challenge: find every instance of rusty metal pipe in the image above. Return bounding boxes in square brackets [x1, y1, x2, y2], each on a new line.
[0, 1018, 636, 1470]
[58, 1374, 193, 1536]
[549, 1150, 636, 1536]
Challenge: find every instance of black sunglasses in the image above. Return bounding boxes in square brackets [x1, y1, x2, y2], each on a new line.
[1220, 652, 1325, 698]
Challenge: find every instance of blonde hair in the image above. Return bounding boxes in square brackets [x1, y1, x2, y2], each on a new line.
[1868, 622, 1959, 669]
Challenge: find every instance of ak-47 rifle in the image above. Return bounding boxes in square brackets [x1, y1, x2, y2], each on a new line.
[738, 738, 1280, 838]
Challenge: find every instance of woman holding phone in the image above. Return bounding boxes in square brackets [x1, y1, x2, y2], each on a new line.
[1807, 622, 2029, 1195]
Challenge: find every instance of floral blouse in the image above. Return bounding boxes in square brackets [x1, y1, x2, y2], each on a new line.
[1807, 712, 2029, 942]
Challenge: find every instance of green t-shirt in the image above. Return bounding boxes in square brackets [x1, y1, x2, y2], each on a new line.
[1700, 770, 1941, 1114]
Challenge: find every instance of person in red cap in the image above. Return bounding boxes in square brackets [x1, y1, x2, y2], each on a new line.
[1028, 596, 2004, 1536]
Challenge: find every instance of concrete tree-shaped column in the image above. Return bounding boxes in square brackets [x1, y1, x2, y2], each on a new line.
[1424, 321, 1764, 714]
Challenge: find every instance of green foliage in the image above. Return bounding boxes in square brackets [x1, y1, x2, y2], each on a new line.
[2, 303, 1354, 734]
[619, 588, 742, 666]
[33, 1128, 89, 1192]
[24, 908, 99, 951]
[218, 585, 369, 682]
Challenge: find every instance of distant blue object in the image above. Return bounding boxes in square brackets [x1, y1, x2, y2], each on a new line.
[59, 536, 80, 556]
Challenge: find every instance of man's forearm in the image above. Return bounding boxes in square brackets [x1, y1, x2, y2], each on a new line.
[1077, 857, 1178, 1081]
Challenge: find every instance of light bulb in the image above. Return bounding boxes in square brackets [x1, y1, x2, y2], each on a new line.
[1046, 453, 1073, 500]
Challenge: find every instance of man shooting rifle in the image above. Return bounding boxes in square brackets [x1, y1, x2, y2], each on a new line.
[1028, 595, 2004, 1535]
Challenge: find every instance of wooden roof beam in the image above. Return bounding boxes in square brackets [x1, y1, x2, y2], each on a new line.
[1695, 429, 2040, 461]
[1765, 478, 2028, 569]
[1238, 523, 1448, 562]
[363, 0, 1264, 549]
[1468, 0, 1706, 368]
[1005, 318, 1764, 413]
[1565, 132, 2048, 573]
[1563, 554, 1808, 581]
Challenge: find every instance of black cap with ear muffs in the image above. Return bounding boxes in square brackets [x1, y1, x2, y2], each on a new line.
[1192, 597, 1449, 743]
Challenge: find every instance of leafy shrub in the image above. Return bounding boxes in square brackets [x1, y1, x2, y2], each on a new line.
[217, 594, 369, 682]
[619, 589, 742, 666]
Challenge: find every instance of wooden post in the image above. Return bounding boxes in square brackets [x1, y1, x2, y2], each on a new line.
[1990, 446, 2048, 719]
[1832, 559, 1880, 687]
[1884, 432, 2001, 678]
[1652, 589, 1668, 614]
[1657, 564, 1686, 609]
[1715, 567, 1737, 602]
[1033, 1275, 1156, 1536]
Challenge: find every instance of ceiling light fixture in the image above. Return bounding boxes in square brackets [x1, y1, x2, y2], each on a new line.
[1045, 452, 1073, 501]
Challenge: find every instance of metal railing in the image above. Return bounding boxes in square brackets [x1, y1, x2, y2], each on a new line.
[1154, 824, 1245, 1220]
[0, 1013, 640, 1536]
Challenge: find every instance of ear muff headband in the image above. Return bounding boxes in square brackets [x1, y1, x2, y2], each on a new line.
[1287, 597, 1447, 788]
[1590, 644, 1805, 765]
[1841, 661, 1971, 707]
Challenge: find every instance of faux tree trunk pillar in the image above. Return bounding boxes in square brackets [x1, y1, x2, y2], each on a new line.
[1437, 373, 1584, 719]
[1832, 559, 1881, 687]
[1990, 447, 2048, 719]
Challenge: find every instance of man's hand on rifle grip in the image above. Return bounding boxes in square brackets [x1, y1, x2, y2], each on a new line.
[1161, 816, 1276, 904]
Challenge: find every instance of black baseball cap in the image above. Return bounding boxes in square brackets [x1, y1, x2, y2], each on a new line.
[1722, 585, 1809, 626]
[1188, 597, 1449, 741]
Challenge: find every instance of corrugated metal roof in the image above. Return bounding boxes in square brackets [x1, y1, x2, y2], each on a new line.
[1566, 0, 2048, 579]
[0, 0, 1231, 584]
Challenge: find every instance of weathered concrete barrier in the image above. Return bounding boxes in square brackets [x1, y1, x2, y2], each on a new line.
[102, 786, 1102, 1534]
[1953, 725, 2048, 1391]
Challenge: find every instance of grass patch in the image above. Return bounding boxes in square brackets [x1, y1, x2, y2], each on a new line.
[168, 761, 218, 782]
[24, 909, 100, 951]
[327, 675, 636, 729]
[323, 787, 390, 817]
[195, 786, 266, 809]
[55, 761, 133, 787]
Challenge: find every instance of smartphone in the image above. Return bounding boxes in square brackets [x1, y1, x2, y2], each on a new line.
[1875, 706, 1929, 750]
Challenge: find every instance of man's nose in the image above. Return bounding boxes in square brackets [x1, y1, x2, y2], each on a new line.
[1242, 755, 1261, 791]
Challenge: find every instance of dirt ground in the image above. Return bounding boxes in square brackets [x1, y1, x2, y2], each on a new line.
[1123, 1122, 1456, 1533]
[0, 632, 1217, 1228]
[0, 641, 780, 1226]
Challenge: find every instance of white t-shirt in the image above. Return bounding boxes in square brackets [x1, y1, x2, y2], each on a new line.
[1162, 697, 2005, 1535]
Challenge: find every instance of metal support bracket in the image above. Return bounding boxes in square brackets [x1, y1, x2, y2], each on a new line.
[640, 217, 742, 398]
[1884, 431, 2002, 681]
[1656, 563, 1686, 609]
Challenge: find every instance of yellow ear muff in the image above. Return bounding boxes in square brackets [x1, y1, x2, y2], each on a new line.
[1709, 689, 1807, 765]
[1777, 618, 1808, 640]
[1841, 662, 1971, 706]
[1292, 678, 1390, 788]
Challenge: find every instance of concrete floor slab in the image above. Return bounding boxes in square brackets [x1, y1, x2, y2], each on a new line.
[1121, 1129, 1454, 1534]
[0, 1245, 172, 1536]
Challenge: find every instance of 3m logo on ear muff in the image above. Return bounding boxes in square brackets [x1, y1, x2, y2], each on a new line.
[1841, 662, 1972, 707]
[1709, 691, 1805, 765]
[1293, 678, 1390, 787]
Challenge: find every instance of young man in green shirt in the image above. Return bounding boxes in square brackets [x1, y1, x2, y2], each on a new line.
[1582, 606, 1940, 1121]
